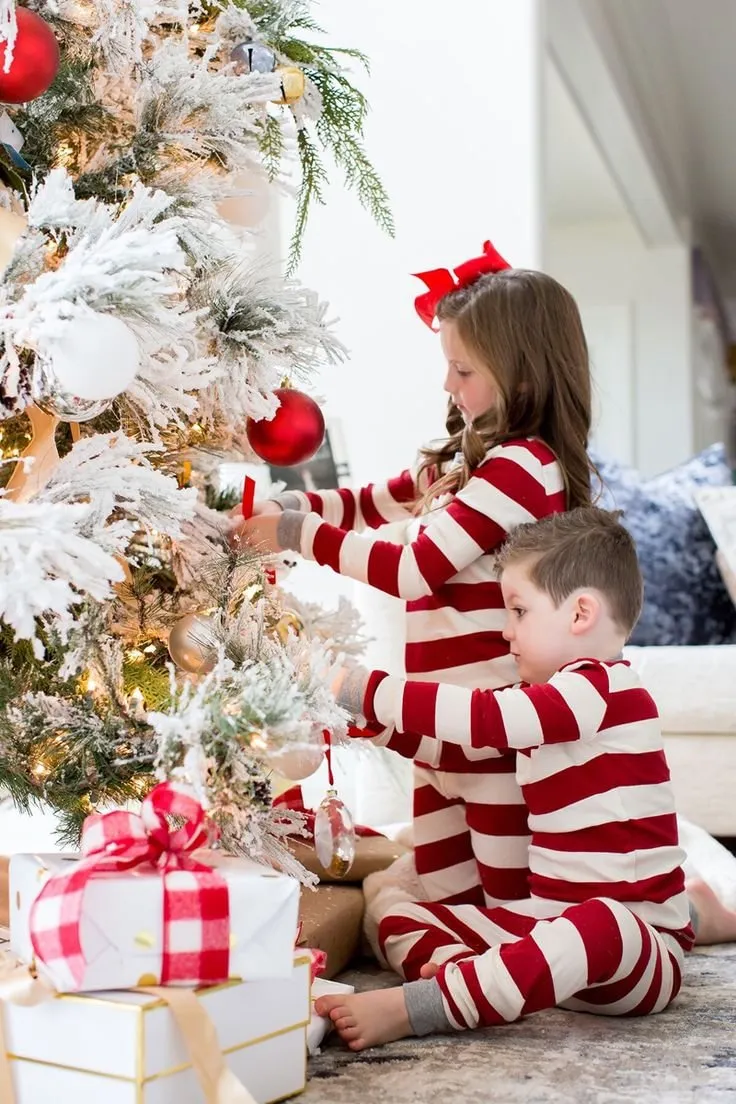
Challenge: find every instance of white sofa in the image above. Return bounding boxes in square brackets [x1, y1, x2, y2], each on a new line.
[625, 645, 736, 838]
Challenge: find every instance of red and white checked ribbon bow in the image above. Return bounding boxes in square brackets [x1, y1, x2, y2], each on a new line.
[29, 782, 230, 990]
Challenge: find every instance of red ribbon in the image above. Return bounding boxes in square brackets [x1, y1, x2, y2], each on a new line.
[29, 782, 230, 990]
[241, 475, 256, 519]
[413, 239, 511, 330]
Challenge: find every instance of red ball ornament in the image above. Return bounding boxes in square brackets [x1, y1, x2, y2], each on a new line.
[246, 388, 325, 466]
[0, 9, 60, 104]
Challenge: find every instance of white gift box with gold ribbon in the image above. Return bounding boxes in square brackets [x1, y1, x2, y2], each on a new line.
[9, 852, 300, 992]
[2, 953, 311, 1104]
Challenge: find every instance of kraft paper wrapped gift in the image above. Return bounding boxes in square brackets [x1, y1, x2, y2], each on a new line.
[289, 836, 407, 884]
[10, 851, 300, 993]
[297, 885, 364, 980]
[2, 953, 311, 1104]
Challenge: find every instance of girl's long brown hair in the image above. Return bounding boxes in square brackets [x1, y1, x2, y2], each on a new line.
[418, 268, 594, 510]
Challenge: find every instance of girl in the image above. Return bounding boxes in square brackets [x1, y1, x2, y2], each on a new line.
[232, 240, 593, 909]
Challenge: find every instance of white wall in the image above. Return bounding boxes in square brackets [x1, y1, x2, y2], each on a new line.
[546, 218, 692, 476]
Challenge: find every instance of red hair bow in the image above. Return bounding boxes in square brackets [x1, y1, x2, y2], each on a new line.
[413, 240, 511, 330]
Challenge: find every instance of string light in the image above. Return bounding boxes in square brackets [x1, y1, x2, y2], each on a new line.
[143, 644, 157, 654]
[129, 687, 147, 720]
[33, 761, 49, 777]
[52, 141, 74, 169]
[126, 648, 145, 663]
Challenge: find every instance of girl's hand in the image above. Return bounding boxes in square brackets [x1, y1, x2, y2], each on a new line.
[230, 513, 283, 553]
[227, 498, 282, 520]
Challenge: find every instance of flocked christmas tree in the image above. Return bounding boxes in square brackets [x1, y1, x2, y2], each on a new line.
[0, 0, 391, 872]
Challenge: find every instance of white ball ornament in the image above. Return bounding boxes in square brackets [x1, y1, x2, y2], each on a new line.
[266, 742, 325, 781]
[44, 313, 140, 401]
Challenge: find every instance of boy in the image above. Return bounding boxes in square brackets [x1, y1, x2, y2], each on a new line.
[316, 507, 694, 1050]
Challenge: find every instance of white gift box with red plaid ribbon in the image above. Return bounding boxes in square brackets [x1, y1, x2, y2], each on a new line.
[9, 850, 300, 993]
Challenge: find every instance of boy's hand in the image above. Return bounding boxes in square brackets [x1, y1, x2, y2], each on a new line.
[331, 664, 370, 715]
[330, 665, 349, 699]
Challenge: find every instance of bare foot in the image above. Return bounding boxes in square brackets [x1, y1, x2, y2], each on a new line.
[419, 961, 439, 979]
[687, 878, 736, 945]
[313, 988, 414, 1051]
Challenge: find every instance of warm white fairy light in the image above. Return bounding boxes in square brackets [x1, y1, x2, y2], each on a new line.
[129, 686, 146, 714]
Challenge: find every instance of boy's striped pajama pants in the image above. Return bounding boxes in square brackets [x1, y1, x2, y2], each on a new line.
[371, 885, 685, 1030]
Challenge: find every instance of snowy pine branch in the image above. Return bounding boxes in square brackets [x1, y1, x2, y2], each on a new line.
[0, 499, 127, 656]
[37, 432, 198, 540]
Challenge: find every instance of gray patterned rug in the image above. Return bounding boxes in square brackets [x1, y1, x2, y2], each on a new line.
[305, 946, 736, 1102]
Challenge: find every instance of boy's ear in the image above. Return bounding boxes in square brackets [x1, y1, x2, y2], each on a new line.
[570, 592, 601, 635]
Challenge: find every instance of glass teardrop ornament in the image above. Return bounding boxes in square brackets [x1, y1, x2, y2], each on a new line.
[314, 789, 356, 878]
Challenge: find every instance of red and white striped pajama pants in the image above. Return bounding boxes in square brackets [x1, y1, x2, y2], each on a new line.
[412, 760, 530, 905]
[366, 722, 531, 906]
[378, 894, 685, 1029]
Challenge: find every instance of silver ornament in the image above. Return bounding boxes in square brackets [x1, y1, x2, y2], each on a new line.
[167, 612, 217, 674]
[31, 354, 110, 423]
[314, 789, 356, 878]
[230, 41, 276, 75]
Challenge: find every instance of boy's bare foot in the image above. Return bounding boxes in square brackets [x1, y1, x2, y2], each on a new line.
[314, 988, 414, 1051]
[687, 878, 736, 945]
[419, 961, 439, 979]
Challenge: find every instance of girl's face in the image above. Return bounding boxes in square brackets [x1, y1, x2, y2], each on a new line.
[439, 319, 499, 424]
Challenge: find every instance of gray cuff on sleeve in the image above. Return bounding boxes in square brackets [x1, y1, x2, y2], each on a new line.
[277, 509, 306, 552]
[274, 493, 301, 512]
[403, 978, 452, 1036]
[336, 665, 371, 715]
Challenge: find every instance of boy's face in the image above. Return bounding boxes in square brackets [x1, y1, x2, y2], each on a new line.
[500, 562, 579, 684]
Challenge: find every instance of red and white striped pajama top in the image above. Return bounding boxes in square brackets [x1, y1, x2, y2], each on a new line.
[278, 437, 566, 904]
[357, 658, 694, 1029]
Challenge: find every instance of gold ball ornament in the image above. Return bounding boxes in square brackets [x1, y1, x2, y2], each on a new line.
[274, 609, 304, 645]
[167, 612, 218, 674]
[274, 66, 305, 105]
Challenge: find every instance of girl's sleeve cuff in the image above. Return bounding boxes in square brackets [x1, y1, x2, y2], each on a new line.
[276, 509, 306, 551]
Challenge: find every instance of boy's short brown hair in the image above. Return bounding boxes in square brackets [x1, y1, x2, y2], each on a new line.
[497, 507, 643, 634]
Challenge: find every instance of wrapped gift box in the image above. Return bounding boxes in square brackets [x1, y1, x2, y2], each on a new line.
[297, 885, 364, 980]
[3, 953, 311, 1103]
[289, 836, 407, 884]
[10, 851, 300, 992]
